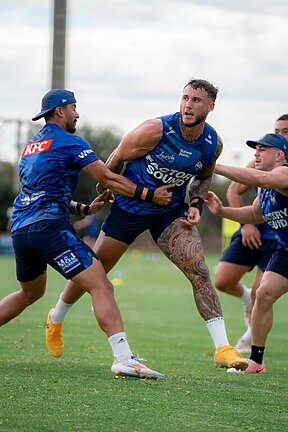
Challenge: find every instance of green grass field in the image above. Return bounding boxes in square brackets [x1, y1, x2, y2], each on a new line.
[0, 250, 288, 432]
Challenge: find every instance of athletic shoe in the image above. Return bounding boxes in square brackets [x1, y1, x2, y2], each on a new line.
[235, 337, 251, 354]
[245, 359, 266, 374]
[111, 356, 165, 379]
[227, 367, 244, 374]
[214, 345, 248, 370]
[46, 308, 63, 358]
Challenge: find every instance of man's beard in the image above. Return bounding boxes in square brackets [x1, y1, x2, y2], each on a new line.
[180, 113, 206, 128]
[66, 123, 76, 134]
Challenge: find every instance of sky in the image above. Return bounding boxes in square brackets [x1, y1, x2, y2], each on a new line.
[0, 0, 288, 165]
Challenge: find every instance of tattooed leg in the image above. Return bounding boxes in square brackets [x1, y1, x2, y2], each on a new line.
[157, 218, 223, 321]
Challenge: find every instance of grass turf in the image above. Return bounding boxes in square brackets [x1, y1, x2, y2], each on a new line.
[0, 251, 288, 431]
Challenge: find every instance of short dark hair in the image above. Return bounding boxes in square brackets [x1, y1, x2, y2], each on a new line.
[276, 114, 288, 121]
[44, 108, 57, 121]
[184, 79, 219, 101]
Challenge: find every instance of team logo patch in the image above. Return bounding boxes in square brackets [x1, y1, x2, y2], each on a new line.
[22, 139, 53, 156]
[53, 249, 81, 274]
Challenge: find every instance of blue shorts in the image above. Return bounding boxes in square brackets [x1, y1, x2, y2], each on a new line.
[220, 230, 278, 271]
[101, 202, 188, 244]
[265, 247, 288, 279]
[12, 218, 98, 282]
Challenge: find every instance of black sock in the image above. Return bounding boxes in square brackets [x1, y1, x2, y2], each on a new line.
[250, 345, 265, 364]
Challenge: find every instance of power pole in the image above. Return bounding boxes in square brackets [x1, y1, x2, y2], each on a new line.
[51, 0, 67, 89]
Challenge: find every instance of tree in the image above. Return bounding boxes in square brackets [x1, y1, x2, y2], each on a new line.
[73, 124, 122, 204]
[0, 162, 15, 231]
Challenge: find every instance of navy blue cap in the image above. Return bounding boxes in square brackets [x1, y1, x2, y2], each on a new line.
[32, 89, 77, 121]
[246, 133, 288, 158]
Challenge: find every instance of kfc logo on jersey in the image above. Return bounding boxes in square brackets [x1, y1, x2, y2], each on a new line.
[22, 139, 53, 156]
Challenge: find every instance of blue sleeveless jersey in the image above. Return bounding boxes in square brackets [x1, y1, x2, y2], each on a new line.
[260, 172, 288, 251]
[255, 220, 275, 240]
[115, 112, 218, 215]
[11, 123, 98, 232]
[246, 187, 275, 241]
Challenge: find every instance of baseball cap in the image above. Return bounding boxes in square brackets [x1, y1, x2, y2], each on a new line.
[32, 89, 77, 121]
[246, 133, 288, 158]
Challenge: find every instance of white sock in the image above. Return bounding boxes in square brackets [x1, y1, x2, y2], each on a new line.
[240, 325, 251, 341]
[108, 332, 133, 362]
[206, 317, 230, 349]
[240, 285, 251, 307]
[51, 294, 74, 323]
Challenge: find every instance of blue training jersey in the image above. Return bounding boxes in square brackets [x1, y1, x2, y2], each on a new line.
[11, 123, 98, 232]
[260, 174, 288, 251]
[234, 186, 275, 241]
[115, 112, 218, 215]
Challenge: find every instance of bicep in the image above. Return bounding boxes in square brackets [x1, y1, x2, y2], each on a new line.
[111, 119, 162, 163]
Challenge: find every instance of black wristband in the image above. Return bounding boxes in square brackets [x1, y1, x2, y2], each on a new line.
[145, 189, 155, 202]
[134, 185, 144, 200]
[75, 202, 82, 216]
[83, 205, 90, 215]
[190, 196, 204, 215]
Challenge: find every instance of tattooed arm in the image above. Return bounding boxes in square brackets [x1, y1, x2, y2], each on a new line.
[182, 137, 223, 227]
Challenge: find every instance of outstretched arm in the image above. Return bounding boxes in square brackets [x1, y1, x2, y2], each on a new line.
[205, 191, 264, 225]
[226, 159, 255, 206]
[70, 190, 113, 217]
[226, 159, 262, 249]
[215, 163, 288, 193]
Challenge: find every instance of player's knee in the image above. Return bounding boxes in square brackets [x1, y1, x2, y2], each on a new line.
[214, 273, 229, 292]
[255, 284, 274, 307]
[25, 289, 45, 305]
[88, 279, 114, 296]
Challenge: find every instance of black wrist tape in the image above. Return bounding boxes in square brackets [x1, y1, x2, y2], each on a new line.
[83, 205, 90, 215]
[134, 185, 144, 200]
[145, 189, 155, 202]
[190, 196, 204, 215]
[75, 202, 82, 216]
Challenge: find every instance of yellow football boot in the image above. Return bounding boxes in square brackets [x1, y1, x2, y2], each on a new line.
[46, 308, 63, 358]
[214, 345, 248, 370]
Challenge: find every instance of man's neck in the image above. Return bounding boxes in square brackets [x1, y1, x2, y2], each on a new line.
[180, 123, 204, 143]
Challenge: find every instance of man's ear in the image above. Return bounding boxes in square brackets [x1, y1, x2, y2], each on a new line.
[275, 149, 287, 162]
[55, 106, 65, 117]
[208, 101, 215, 112]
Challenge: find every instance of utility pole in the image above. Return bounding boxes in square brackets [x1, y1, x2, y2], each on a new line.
[51, 0, 67, 89]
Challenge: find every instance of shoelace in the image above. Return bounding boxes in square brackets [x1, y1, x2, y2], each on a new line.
[131, 354, 146, 364]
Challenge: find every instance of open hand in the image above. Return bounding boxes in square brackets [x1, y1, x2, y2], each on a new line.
[204, 191, 223, 215]
[241, 224, 262, 249]
[89, 189, 114, 214]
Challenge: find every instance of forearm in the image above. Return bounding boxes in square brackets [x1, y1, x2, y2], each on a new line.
[105, 150, 124, 174]
[188, 174, 212, 200]
[215, 164, 267, 187]
[70, 201, 90, 216]
[102, 170, 160, 203]
[218, 205, 263, 225]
